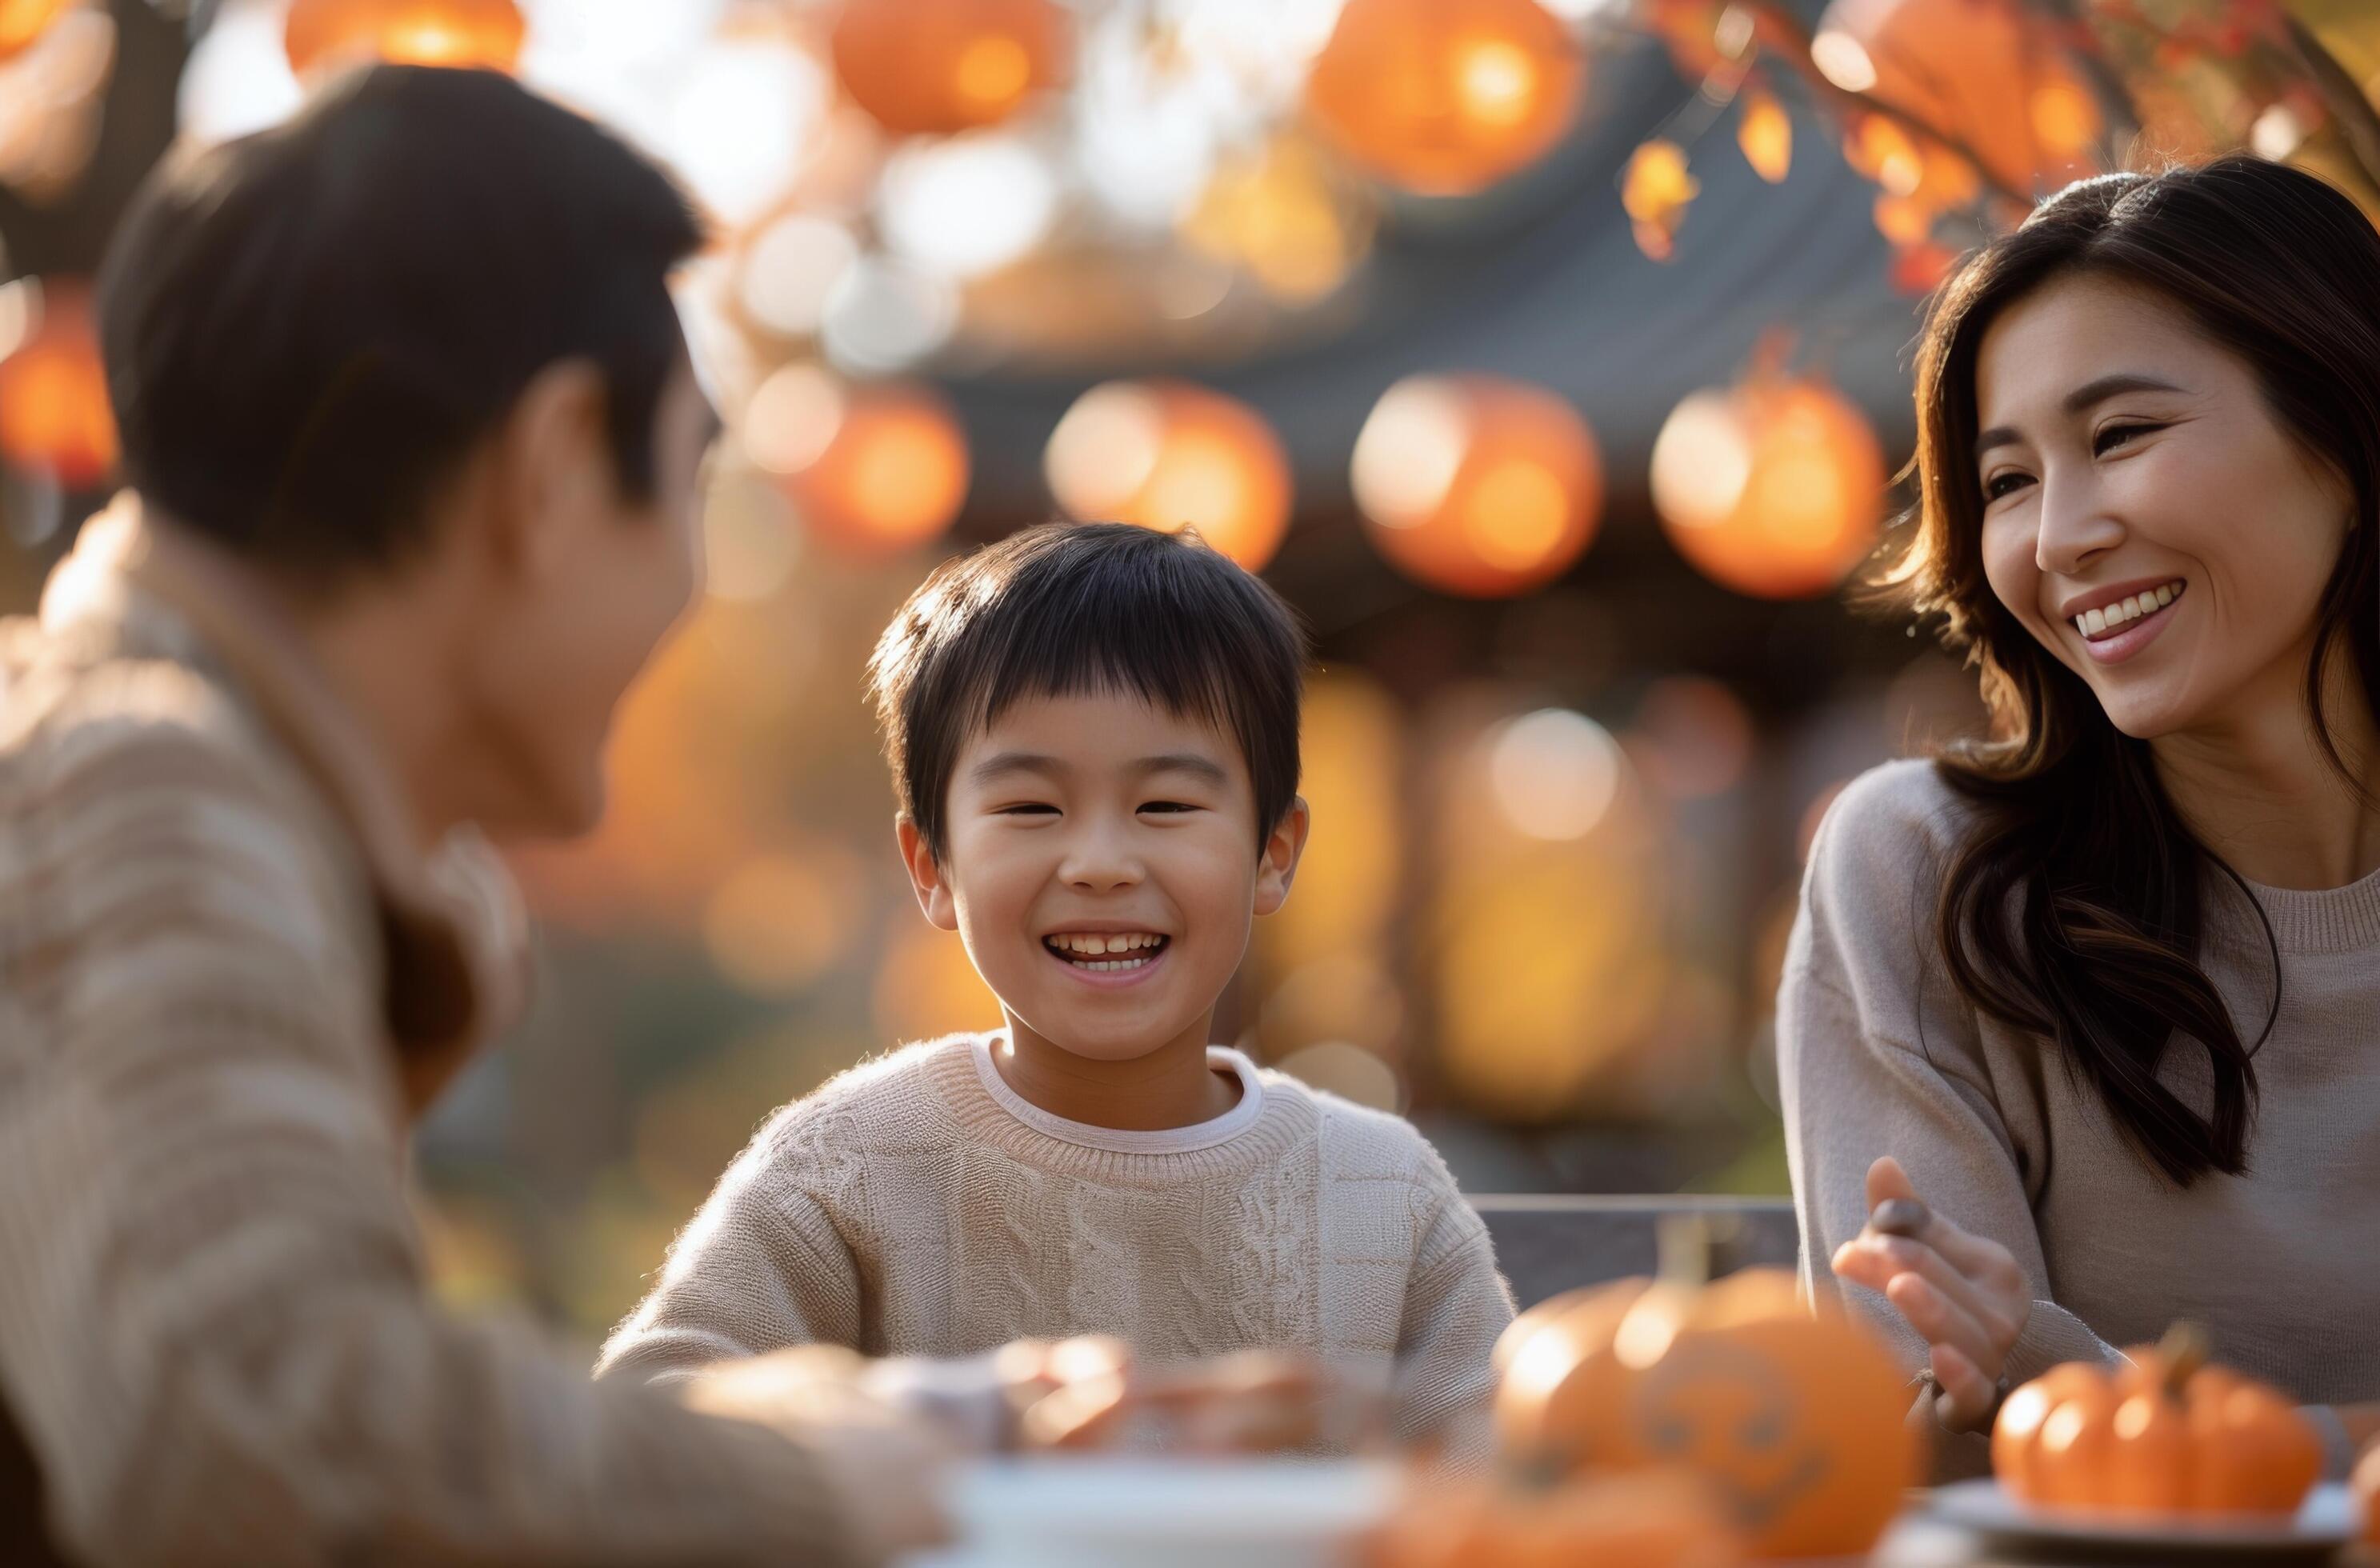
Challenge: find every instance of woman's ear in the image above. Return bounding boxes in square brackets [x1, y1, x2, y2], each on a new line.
[896, 815, 959, 931]
[1253, 795, 1311, 918]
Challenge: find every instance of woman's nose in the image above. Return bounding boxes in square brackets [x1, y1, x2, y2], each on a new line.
[2034, 472, 2126, 577]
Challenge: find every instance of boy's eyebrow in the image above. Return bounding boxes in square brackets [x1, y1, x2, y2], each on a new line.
[969, 750, 1064, 784]
[1134, 753, 1229, 784]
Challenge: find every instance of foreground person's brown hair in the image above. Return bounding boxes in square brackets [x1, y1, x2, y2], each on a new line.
[1880, 156, 2380, 1185]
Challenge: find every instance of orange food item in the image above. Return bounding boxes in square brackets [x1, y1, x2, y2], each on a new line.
[1364, 1470, 1742, 1568]
[1993, 1324, 2322, 1517]
[1493, 1246, 1918, 1558]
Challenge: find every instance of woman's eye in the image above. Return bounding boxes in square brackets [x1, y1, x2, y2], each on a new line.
[2094, 422, 2161, 455]
[1982, 470, 2032, 502]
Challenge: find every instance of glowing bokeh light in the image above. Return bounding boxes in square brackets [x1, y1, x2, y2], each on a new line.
[0, 280, 114, 490]
[1650, 371, 1886, 600]
[1045, 379, 1293, 571]
[746, 363, 970, 558]
[831, 0, 1068, 138]
[1352, 374, 1602, 598]
[284, 0, 527, 76]
[1305, 0, 1585, 197]
[879, 133, 1060, 280]
[1487, 708, 1622, 841]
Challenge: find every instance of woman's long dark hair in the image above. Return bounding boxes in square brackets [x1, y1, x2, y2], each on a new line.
[1880, 156, 2380, 1186]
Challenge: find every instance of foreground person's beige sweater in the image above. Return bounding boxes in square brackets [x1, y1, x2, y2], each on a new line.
[0, 502, 862, 1566]
[1782, 759, 2380, 1472]
[599, 1034, 1515, 1453]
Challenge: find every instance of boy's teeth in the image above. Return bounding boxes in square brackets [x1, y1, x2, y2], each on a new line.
[2074, 581, 2181, 639]
[1045, 932, 1166, 962]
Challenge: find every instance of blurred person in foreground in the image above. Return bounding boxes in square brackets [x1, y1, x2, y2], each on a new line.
[596, 522, 1516, 1458]
[0, 65, 998, 1567]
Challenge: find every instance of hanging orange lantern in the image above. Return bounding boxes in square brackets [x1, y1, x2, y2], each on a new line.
[1650, 362, 1886, 600]
[830, 0, 1068, 138]
[1811, 0, 2098, 199]
[1044, 379, 1293, 572]
[1305, 0, 1586, 198]
[0, 281, 116, 490]
[1352, 374, 1601, 598]
[743, 363, 970, 559]
[284, 0, 526, 75]
[0, 0, 77, 64]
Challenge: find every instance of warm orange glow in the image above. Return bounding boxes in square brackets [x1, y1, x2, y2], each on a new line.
[1305, 0, 1586, 198]
[1814, 0, 2099, 199]
[0, 0, 74, 64]
[1738, 87, 1792, 183]
[0, 282, 115, 490]
[1353, 374, 1602, 598]
[1622, 139, 1698, 260]
[1044, 379, 1293, 571]
[1650, 369, 1886, 600]
[831, 0, 1067, 138]
[748, 366, 970, 559]
[1181, 136, 1370, 306]
[284, 0, 525, 75]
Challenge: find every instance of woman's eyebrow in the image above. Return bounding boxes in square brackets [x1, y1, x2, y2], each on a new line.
[1975, 373, 2187, 459]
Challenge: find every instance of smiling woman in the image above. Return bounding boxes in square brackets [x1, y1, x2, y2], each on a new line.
[1776, 156, 2380, 1479]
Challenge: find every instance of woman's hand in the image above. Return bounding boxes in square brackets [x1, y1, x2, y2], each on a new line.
[1831, 1155, 2032, 1432]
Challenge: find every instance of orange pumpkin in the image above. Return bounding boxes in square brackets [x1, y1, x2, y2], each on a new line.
[1993, 1324, 2321, 1517]
[1365, 1470, 1742, 1568]
[1494, 1223, 1919, 1559]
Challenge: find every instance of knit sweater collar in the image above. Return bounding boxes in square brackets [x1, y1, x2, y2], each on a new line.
[922, 1033, 1313, 1186]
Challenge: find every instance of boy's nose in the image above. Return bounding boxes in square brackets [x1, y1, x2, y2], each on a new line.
[1057, 825, 1143, 891]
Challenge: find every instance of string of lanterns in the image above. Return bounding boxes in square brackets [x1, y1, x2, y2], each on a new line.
[0, 0, 1906, 605]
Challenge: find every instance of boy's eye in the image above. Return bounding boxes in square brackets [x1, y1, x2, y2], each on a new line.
[1138, 800, 1198, 814]
[997, 802, 1059, 816]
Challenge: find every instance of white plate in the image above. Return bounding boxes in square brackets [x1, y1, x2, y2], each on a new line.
[1929, 1478, 2358, 1556]
[934, 1456, 1398, 1568]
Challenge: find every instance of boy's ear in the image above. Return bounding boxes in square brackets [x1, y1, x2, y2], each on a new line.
[1252, 794, 1310, 918]
[895, 814, 960, 932]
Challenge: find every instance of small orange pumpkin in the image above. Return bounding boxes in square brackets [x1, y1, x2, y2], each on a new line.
[1365, 1470, 1742, 1568]
[1494, 1220, 1919, 1558]
[1993, 1323, 2321, 1517]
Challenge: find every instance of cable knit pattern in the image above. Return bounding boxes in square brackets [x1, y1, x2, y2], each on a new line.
[598, 1034, 1514, 1454]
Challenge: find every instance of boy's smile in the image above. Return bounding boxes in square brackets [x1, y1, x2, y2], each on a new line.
[899, 688, 1306, 1095]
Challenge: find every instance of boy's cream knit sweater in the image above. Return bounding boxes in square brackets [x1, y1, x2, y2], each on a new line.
[598, 1034, 1515, 1452]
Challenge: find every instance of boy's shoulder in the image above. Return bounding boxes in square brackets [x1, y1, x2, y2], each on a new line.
[1254, 1069, 1462, 1193]
[750, 1033, 982, 1158]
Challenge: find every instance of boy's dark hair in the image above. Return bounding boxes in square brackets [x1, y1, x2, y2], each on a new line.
[868, 522, 1308, 861]
[96, 66, 705, 582]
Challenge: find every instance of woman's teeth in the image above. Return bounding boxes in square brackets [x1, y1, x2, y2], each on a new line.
[2074, 581, 2183, 640]
[1044, 932, 1167, 971]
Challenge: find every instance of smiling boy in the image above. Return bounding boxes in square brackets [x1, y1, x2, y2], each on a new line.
[598, 522, 1513, 1451]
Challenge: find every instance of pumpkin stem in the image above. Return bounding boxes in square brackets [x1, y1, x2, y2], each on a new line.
[2156, 1320, 2211, 1397]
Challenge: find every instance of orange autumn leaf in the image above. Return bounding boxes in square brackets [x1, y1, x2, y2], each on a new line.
[1623, 139, 1698, 261]
[1738, 86, 1791, 183]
